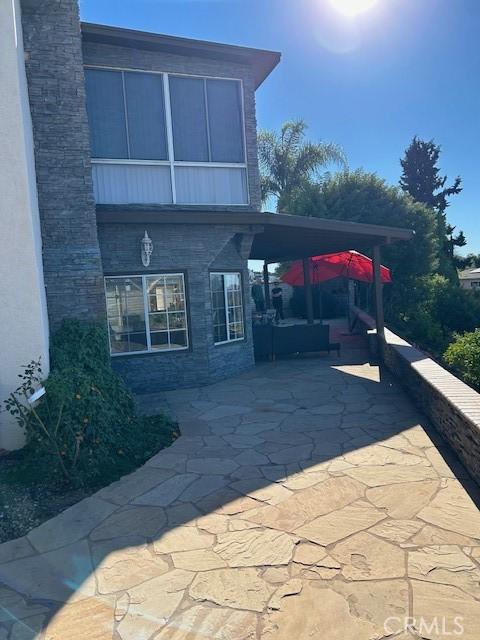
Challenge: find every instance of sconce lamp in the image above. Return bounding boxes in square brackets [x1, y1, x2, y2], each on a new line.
[141, 230, 153, 267]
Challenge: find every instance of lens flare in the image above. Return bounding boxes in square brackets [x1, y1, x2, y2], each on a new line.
[329, 0, 378, 17]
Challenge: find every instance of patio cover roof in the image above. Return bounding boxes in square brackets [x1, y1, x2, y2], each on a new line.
[96, 209, 414, 262]
[247, 212, 413, 262]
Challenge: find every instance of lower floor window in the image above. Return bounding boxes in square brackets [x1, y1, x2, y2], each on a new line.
[210, 272, 244, 344]
[105, 273, 188, 355]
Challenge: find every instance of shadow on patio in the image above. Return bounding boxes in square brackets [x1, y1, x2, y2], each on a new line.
[0, 324, 479, 639]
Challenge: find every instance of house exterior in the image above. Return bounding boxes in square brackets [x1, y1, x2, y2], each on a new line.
[459, 267, 480, 290]
[77, 22, 280, 392]
[1, 0, 280, 431]
[1, 0, 412, 450]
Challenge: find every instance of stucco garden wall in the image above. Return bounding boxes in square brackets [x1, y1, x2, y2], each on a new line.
[0, 0, 49, 450]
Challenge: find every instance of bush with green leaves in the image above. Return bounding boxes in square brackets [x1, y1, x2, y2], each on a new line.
[392, 274, 480, 355]
[3, 321, 177, 486]
[444, 329, 480, 391]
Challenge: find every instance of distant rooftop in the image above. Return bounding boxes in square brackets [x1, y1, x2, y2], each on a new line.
[81, 22, 281, 88]
[459, 267, 480, 279]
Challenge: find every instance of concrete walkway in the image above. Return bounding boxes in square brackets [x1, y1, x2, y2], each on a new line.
[0, 334, 479, 639]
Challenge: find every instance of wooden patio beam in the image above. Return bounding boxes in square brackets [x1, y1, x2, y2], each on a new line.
[372, 245, 385, 338]
[303, 257, 314, 325]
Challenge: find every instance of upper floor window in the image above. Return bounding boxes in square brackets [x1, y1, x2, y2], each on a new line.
[85, 68, 248, 206]
[86, 69, 245, 164]
[169, 76, 245, 163]
[86, 69, 168, 161]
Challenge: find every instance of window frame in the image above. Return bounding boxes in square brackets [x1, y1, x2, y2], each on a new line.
[85, 65, 249, 206]
[210, 271, 246, 346]
[104, 272, 190, 356]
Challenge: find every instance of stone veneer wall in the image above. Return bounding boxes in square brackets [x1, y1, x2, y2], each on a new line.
[98, 223, 255, 392]
[21, 0, 105, 329]
[82, 40, 262, 211]
[354, 307, 480, 485]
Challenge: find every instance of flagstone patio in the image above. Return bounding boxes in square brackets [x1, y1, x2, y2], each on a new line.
[0, 331, 479, 639]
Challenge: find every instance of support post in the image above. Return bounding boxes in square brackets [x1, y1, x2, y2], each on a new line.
[263, 261, 271, 308]
[303, 257, 314, 325]
[372, 245, 385, 338]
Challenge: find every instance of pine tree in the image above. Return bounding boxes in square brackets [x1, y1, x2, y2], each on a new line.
[400, 137, 464, 279]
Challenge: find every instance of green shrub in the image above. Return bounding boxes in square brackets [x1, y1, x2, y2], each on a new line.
[444, 330, 480, 391]
[4, 320, 177, 486]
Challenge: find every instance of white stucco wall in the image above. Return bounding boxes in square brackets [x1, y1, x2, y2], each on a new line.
[0, 0, 49, 450]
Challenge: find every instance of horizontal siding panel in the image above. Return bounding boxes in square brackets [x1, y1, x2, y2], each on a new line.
[93, 163, 173, 204]
[175, 166, 248, 205]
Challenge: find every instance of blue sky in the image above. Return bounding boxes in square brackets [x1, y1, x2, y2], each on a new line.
[80, 0, 480, 254]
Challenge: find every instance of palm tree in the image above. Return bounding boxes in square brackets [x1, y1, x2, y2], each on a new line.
[258, 119, 346, 212]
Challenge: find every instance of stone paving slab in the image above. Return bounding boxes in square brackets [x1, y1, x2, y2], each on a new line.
[0, 337, 479, 639]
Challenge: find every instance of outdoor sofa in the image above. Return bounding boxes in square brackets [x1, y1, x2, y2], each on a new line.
[253, 323, 340, 360]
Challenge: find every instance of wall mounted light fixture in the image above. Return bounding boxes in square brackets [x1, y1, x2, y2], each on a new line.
[141, 230, 153, 267]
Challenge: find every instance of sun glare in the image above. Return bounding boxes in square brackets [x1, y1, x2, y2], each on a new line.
[329, 0, 378, 17]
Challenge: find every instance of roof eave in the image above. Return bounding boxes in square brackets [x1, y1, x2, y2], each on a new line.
[80, 22, 281, 88]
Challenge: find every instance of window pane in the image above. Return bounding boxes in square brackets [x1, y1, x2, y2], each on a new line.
[85, 69, 128, 159]
[105, 276, 147, 353]
[229, 323, 244, 340]
[170, 330, 188, 349]
[210, 274, 224, 293]
[224, 273, 241, 290]
[146, 274, 188, 351]
[149, 312, 168, 331]
[212, 291, 225, 310]
[210, 272, 243, 344]
[214, 324, 227, 344]
[150, 331, 169, 350]
[169, 312, 186, 329]
[106, 274, 188, 354]
[213, 307, 226, 326]
[207, 79, 244, 163]
[169, 76, 208, 161]
[110, 332, 148, 353]
[124, 72, 168, 160]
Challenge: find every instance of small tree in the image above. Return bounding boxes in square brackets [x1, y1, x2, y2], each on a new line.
[258, 119, 346, 211]
[3, 321, 176, 486]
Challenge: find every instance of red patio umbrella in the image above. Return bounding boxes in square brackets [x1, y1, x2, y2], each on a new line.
[281, 250, 392, 286]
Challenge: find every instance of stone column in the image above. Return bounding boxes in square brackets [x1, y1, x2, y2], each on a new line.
[20, 0, 105, 329]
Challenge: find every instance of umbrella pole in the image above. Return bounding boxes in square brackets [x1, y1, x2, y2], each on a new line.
[303, 257, 314, 325]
